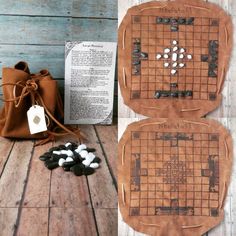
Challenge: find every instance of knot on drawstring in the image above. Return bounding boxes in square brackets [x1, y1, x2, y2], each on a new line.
[25, 79, 38, 92]
[13, 79, 39, 108]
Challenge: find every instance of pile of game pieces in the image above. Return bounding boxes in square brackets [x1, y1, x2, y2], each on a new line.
[39, 142, 101, 176]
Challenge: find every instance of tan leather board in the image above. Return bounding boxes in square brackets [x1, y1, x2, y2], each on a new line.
[118, 0, 233, 118]
[118, 118, 232, 236]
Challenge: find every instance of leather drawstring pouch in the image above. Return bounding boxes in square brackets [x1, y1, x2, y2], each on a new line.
[118, 0, 234, 235]
[0, 61, 83, 145]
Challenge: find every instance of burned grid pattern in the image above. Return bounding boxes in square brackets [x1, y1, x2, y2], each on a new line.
[130, 16, 219, 101]
[129, 131, 219, 217]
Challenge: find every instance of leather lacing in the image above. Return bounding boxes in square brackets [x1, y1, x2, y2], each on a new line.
[122, 67, 127, 88]
[0, 78, 84, 146]
[139, 221, 160, 227]
[122, 28, 126, 50]
[121, 183, 126, 206]
[121, 144, 126, 166]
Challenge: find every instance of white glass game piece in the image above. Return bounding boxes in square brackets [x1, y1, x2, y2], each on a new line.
[172, 53, 177, 61]
[171, 69, 177, 75]
[164, 63, 169, 68]
[179, 54, 184, 59]
[164, 62, 169, 68]
[173, 46, 178, 52]
[164, 48, 170, 53]
[172, 40, 178, 45]
[187, 54, 192, 59]
[156, 54, 162, 60]
[164, 54, 169, 59]
[172, 62, 178, 68]
[179, 63, 185, 68]
[179, 48, 185, 53]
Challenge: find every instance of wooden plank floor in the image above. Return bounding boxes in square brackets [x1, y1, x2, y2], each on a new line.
[0, 124, 117, 236]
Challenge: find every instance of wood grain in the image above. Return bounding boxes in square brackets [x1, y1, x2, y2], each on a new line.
[72, 0, 117, 18]
[0, 0, 117, 18]
[0, 0, 72, 17]
[22, 142, 52, 208]
[80, 125, 117, 209]
[50, 167, 90, 208]
[0, 45, 65, 78]
[49, 207, 97, 236]
[0, 141, 34, 207]
[0, 16, 116, 45]
[95, 124, 117, 178]
[95, 208, 118, 236]
[0, 137, 14, 174]
[0, 208, 18, 236]
[50, 134, 90, 208]
[17, 208, 49, 236]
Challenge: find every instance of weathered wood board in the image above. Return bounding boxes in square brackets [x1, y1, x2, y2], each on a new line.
[0, 125, 117, 235]
[0, 0, 118, 116]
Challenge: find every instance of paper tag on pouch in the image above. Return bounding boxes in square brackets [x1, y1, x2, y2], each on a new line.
[27, 105, 47, 134]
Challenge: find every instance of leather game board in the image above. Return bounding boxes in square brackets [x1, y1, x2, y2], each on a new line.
[118, 0, 232, 117]
[118, 118, 232, 236]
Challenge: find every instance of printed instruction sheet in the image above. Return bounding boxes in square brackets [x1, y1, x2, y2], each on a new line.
[64, 41, 117, 124]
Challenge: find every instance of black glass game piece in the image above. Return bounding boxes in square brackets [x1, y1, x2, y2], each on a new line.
[140, 52, 148, 59]
[209, 93, 217, 101]
[156, 17, 163, 24]
[163, 18, 170, 24]
[209, 63, 218, 70]
[208, 70, 217, 77]
[161, 91, 170, 97]
[133, 49, 140, 53]
[170, 92, 179, 98]
[211, 55, 218, 62]
[209, 48, 218, 56]
[201, 55, 209, 62]
[178, 91, 185, 97]
[171, 26, 178, 32]
[209, 40, 218, 48]
[170, 18, 178, 24]
[185, 91, 193, 97]
[186, 17, 194, 25]
[133, 60, 140, 65]
[178, 18, 186, 24]
[170, 83, 178, 88]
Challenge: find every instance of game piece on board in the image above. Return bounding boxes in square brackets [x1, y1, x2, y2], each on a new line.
[187, 54, 192, 59]
[172, 40, 178, 45]
[172, 62, 178, 68]
[164, 62, 169, 68]
[164, 48, 170, 53]
[173, 46, 178, 52]
[172, 53, 177, 61]
[156, 54, 162, 59]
